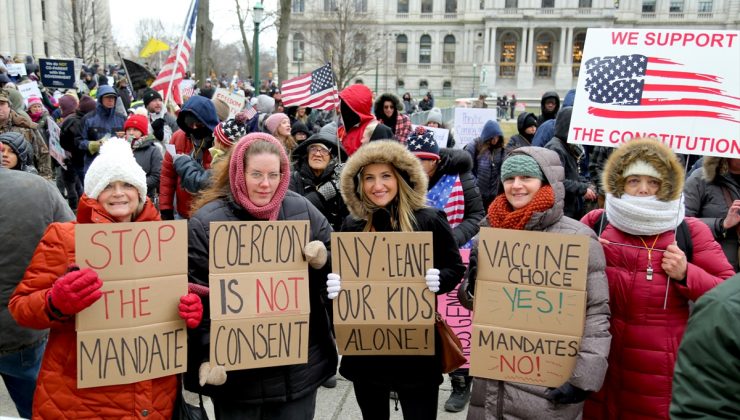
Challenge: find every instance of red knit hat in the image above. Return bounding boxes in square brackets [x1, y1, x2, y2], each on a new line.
[124, 114, 149, 136]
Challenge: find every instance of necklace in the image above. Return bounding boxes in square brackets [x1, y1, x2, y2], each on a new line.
[638, 235, 661, 281]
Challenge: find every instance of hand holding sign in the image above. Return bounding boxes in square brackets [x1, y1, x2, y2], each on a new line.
[327, 273, 341, 299]
[50, 268, 102, 316]
[425, 268, 441, 292]
[303, 240, 328, 269]
[199, 361, 227, 386]
[178, 293, 203, 328]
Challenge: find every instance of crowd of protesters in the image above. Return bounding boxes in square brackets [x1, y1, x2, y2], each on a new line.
[1, 52, 738, 420]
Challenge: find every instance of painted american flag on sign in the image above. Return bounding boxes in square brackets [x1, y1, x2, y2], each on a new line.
[584, 54, 740, 123]
[281, 64, 339, 110]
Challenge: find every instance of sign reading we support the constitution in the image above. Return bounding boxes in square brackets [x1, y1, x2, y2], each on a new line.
[331, 232, 435, 356]
[470, 228, 589, 387]
[75, 221, 188, 388]
[569, 28, 740, 158]
[208, 221, 311, 371]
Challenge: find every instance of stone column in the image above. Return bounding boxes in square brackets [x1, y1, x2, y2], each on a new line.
[30, 0, 45, 57]
[555, 27, 572, 90]
[0, 0, 11, 56]
[517, 27, 534, 90]
[13, 0, 31, 56]
[45, 0, 61, 57]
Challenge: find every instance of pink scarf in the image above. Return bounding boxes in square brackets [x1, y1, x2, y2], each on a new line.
[229, 132, 291, 221]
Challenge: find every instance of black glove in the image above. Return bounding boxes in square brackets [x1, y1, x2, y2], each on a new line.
[151, 118, 165, 141]
[545, 383, 590, 404]
[160, 209, 175, 220]
[317, 180, 339, 202]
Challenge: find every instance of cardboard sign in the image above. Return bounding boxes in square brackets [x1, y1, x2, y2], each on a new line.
[46, 117, 67, 168]
[437, 249, 471, 368]
[209, 221, 310, 371]
[17, 82, 42, 105]
[331, 232, 435, 355]
[39, 58, 77, 89]
[569, 28, 740, 158]
[453, 107, 497, 149]
[470, 228, 589, 387]
[6, 63, 26, 76]
[75, 221, 188, 388]
[213, 88, 246, 119]
[411, 124, 450, 147]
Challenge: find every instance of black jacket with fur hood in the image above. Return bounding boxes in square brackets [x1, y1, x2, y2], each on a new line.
[337, 140, 466, 388]
[684, 156, 740, 271]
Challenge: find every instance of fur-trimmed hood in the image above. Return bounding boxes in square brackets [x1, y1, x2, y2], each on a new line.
[701, 156, 726, 183]
[373, 92, 404, 116]
[340, 140, 428, 220]
[602, 138, 684, 201]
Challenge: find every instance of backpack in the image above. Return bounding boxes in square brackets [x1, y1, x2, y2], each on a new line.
[594, 212, 694, 262]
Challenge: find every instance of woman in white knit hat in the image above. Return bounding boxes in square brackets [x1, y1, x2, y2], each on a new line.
[581, 138, 734, 420]
[9, 138, 204, 419]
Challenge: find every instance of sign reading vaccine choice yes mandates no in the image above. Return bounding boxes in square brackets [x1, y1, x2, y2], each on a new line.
[569, 28, 740, 158]
[331, 232, 435, 355]
[209, 221, 310, 371]
[75, 221, 188, 388]
[470, 228, 589, 387]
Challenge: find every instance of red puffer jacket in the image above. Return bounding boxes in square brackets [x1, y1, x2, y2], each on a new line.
[581, 209, 734, 420]
[9, 196, 177, 420]
[159, 129, 212, 218]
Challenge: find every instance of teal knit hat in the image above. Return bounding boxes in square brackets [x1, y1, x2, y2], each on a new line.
[500, 154, 544, 182]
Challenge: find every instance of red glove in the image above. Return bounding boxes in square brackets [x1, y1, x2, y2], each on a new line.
[178, 293, 203, 329]
[49, 268, 103, 316]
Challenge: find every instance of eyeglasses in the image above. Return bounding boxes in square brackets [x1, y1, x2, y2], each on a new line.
[247, 171, 282, 183]
[308, 145, 330, 156]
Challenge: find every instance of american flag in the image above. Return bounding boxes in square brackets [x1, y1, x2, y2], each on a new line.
[244, 102, 257, 120]
[427, 173, 470, 248]
[584, 54, 740, 123]
[281, 64, 339, 110]
[150, 0, 198, 106]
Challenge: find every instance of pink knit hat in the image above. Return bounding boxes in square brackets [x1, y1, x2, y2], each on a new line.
[264, 112, 289, 134]
[27, 96, 43, 108]
[229, 132, 291, 221]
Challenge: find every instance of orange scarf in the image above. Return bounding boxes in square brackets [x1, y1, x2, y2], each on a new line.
[487, 185, 555, 230]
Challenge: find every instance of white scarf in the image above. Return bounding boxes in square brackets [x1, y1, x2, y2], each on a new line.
[605, 193, 685, 236]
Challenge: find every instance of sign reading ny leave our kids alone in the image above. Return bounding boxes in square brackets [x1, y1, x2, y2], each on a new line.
[469, 228, 589, 388]
[569, 29, 740, 158]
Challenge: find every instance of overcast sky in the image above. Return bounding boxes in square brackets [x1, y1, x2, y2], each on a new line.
[109, 0, 278, 52]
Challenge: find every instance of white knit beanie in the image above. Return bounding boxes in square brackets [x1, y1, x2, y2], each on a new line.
[84, 138, 147, 201]
[622, 159, 662, 180]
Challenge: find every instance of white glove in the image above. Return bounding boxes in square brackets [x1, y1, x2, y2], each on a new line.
[198, 361, 227, 386]
[425, 268, 440, 293]
[326, 273, 341, 299]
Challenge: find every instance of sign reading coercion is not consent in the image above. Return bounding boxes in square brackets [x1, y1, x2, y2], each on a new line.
[209, 221, 310, 371]
[331, 232, 435, 356]
[470, 228, 589, 387]
[75, 221, 188, 388]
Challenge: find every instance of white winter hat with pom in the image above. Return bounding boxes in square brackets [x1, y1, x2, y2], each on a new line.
[84, 137, 147, 201]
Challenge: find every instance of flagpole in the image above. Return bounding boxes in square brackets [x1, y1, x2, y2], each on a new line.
[163, 0, 196, 107]
[117, 52, 135, 93]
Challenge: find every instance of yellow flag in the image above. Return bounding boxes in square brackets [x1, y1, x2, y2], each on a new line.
[139, 38, 170, 58]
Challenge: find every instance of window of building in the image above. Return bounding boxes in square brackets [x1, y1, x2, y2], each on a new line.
[443, 80, 452, 95]
[419, 80, 429, 90]
[397, 79, 405, 88]
[419, 34, 432, 64]
[353, 0, 367, 12]
[324, 0, 337, 11]
[642, 0, 656, 12]
[355, 78, 364, 84]
[542, 0, 554, 7]
[505, 0, 518, 7]
[499, 32, 517, 78]
[41, 0, 47, 21]
[480, 0, 485, 9]
[292, 0, 305, 12]
[572, 32, 586, 77]
[443, 35, 456, 64]
[292, 33, 305, 62]
[698, 0, 713, 12]
[421, 0, 433, 13]
[398, 0, 409, 13]
[396, 34, 408, 64]
[578, 0, 592, 7]
[445, 0, 457, 13]
[670, 0, 684, 12]
[535, 32, 553, 78]
[353, 34, 367, 65]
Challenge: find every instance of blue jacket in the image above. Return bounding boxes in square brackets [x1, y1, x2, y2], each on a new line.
[76, 85, 126, 171]
[464, 120, 505, 209]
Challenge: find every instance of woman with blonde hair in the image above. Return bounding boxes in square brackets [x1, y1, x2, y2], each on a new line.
[264, 112, 297, 156]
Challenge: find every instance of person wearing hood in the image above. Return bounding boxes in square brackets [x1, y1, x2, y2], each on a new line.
[185, 133, 336, 419]
[402, 92, 417, 114]
[289, 131, 349, 232]
[504, 112, 538, 155]
[464, 119, 505, 209]
[1, 131, 37, 173]
[123, 114, 162, 202]
[537, 90, 560, 126]
[326, 140, 465, 419]
[291, 120, 311, 143]
[581, 138, 734, 420]
[338, 84, 387, 156]
[75, 85, 126, 173]
[159, 95, 219, 219]
[683, 156, 740, 271]
[0, 90, 51, 178]
[544, 107, 595, 219]
[459, 147, 611, 419]
[374, 92, 412, 144]
[59, 95, 96, 211]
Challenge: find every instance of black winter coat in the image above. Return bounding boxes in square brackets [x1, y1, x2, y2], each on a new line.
[545, 137, 588, 219]
[429, 148, 484, 247]
[59, 110, 88, 169]
[338, 207, 466, 389]
[289, 163, 347, 233]
[185, 192, 338, 403]
[131, 136, 163, 200]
